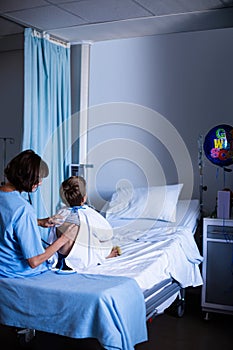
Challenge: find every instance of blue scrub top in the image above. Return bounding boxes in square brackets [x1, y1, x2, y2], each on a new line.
[0, 190, 49, 277]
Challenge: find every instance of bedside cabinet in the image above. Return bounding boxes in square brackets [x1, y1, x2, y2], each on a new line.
[201, 218, 233, 319]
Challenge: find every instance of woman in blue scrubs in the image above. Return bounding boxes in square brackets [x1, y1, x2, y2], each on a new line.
[0, 149, 74, 277]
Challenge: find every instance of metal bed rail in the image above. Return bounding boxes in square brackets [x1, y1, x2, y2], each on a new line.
[144, 278, 185, 321]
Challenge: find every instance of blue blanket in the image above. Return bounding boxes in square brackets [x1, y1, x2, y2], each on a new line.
[0, 271, 148, 350]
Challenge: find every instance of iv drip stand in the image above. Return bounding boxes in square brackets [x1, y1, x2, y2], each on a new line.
[198, 134, 207, 218]
[0, 137, 15, 185]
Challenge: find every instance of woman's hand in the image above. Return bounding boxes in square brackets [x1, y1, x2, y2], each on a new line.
[37, 217, 55, 228]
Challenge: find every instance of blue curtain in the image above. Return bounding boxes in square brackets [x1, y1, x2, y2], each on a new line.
[23, 28, 72, 224]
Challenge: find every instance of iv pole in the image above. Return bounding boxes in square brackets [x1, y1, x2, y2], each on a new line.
[0, 137, 15, 185]
[198, 134, 207, 218]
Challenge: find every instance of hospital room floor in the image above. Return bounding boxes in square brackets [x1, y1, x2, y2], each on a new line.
[0, 286, 232, 350]
[136, 286, 233, 350]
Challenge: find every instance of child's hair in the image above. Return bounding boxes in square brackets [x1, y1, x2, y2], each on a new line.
[4, 149, 49, 192]
[60, 176, 86, 207]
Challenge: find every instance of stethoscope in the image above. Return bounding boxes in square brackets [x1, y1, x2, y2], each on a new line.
[27, 191, 50, 246]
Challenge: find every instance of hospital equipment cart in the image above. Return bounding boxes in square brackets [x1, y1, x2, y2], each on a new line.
[201, 218, 233, 319]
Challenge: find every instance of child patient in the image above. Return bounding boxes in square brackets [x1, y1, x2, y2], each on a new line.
[48, 176, 120, 271]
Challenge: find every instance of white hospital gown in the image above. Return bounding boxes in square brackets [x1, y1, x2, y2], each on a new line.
[48, 205, 113, 271]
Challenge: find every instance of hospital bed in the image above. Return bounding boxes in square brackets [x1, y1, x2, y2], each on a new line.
[92, 185, 203, 321]
[0, 185, 203, 349]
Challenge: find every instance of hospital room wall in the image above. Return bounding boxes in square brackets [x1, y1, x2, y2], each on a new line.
[86, 28, 233, 215]
[0, 35, 24, 184]
[0, 29, 233, 216]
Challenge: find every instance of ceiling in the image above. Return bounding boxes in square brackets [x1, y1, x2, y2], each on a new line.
[1, 0, 233, 44]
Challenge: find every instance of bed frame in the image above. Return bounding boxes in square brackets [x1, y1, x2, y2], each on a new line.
[144, 277, 186, 321]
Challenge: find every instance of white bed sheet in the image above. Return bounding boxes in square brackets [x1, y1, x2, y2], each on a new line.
[175, 199, 200, 232]
[84, 200, 203, 292]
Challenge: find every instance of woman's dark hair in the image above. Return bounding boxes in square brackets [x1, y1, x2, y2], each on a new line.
[60, 176, 86, 207]
[4, 149, 49, 192]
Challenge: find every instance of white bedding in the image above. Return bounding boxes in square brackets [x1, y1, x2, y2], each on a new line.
[107, 199, 200, 237]
[85, 200, 203, 293]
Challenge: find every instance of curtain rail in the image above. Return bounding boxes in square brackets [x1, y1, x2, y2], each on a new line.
[32, 29, 70, 48]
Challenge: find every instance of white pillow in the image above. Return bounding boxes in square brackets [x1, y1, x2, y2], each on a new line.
[105, 184, 183, 222]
